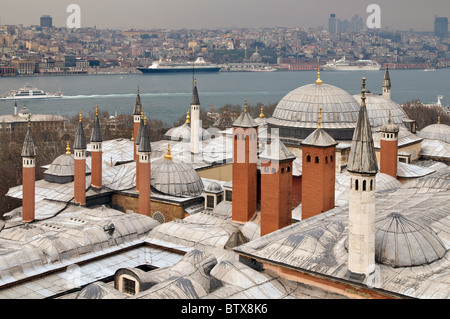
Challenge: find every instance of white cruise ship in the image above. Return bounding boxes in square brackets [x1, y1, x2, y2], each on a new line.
[0, 83, 63, 100]
[322, 56, 381, 71]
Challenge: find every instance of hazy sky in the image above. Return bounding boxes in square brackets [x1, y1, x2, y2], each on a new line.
[1, 0, 449, 31]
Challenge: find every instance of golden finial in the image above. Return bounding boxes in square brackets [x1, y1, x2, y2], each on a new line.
[95, 105, 98, 117]
[186, 109, 191, 124]
[315, 67, 322, 85]
[144, 113, 147, 125]
[79, 110, 82, 122]
[259, 106, 265, 118]
[244, 99, 248, 112]
[66, 141, 71, 155]
[194, 77, 197, 87]
[164, 143, 172, 160]
[137, 86, 140, 94]
[438, 116, 441, 124]
[27, 114, 31, 127]
[318, 108, 322, 129]
[211, 104, 214, 113]
[141, 109, 143, 118]
[110, 157, 113, 167]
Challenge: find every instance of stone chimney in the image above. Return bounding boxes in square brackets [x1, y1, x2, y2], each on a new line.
[138, 114, 151, 216]
[380, 111, 399, 179]
[190, 77, 201, 155]
[347, 78, 378, 276]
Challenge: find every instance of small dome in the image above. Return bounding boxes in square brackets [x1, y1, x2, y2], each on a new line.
[164, 123, 211, 142]
[205, 181, 223, 193]
[44, 153, 90, 183]
[353, 93, 408, 131]
[375, 213, 447, 267]
[151, 157, 204, 197]
[417, 123, 450, 143]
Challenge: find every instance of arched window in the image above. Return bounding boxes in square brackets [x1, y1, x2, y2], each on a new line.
[355, 179, 359, 191]
[325, 156, 328, 163]
[281, 167, 285, 173]
[370, 179, 373, 191]
[363, 180, 367, 191]
[315, 156, 319, 163]
[306, 155, 311, 162]
[286, 166, 291, 172]
[330, 155, 334, 162]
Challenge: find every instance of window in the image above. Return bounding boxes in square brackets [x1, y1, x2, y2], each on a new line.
[286, 166, 291, 172]
[207, 195, 215, 208]
[225, 190, 232, 202]
[217, 194, 223, 204]
[122, 277, 136, 295]
[306, 155, 311, 162]
[325, 156, 328, 163]
[370, 179, 373, 191]
[315, 156, 319, 164]
[330, 155, 334, 162]
[355, 179, 359, 191]
[363, 180, 367, 191]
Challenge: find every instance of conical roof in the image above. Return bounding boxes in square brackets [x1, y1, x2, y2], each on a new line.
[191, 78, 200, 105]
[232, 99, 258, 128]
[73, 113, 87, 150]
[347, 78, 378, 175]
[21, 121, 36, 158]
[301, 128, 337, 148]
[135, 112, 144, 146]
[382, 67, 391, 89]
[138, 118, 151, 153]
[260, 138, 296, 161]
[90, 106, 103, 143]
[133, 86, 143, 116]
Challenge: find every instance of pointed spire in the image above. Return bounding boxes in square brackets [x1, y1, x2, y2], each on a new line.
[315, 67, 323, 85]
[90, 105, 103, 143]
[244, 99, 248, 112]
[73, 111, 87, 150]
[347, 77, 378, 175]
[382, 67, 391, 89]
[133, 85, 143, 115]
[164, 143, 173, 160]
[21, 116, 36, 158]
[318, 108, 322, 129]
[135, 109, 144, 146]
[191, 77, 200, 105]
[138, 113, 151, 153]
[186, 109, 191, 124]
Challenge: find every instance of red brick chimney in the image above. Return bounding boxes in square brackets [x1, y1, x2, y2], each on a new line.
[301, 109, 337, 220]
[380, 111, 399, 178]
[232, 100, 259, 223]
[73, 111, 87, 206]
[21, 117, 36, 222]
[260, 138, 295, 236]
[138, 114, 151, 216]
[90, 105, 103, 189]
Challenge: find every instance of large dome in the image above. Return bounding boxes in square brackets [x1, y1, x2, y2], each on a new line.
[417, 123, 450, 143]
[353, 93, 409, 131]
[151, 152, 204, 197]
[267, 82, 361, 141]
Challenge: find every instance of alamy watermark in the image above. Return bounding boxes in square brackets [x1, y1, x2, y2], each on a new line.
[366, 4, 381, 29]
[66, 4, 81, 29]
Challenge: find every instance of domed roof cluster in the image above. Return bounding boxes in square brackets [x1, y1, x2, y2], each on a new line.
[164, 111, 210, 142]
[151, 146, 204, 197]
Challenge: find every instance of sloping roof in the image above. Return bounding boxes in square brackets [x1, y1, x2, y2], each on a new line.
[259, 138, 296, 161]
[73, 120, 87, 150]
[301, 128, 337, 148]
[90, 115, 103, 143]
[21, 125, 36, 157]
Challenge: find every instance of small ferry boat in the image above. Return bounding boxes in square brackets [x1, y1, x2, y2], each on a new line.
[0, 83, 63, 100]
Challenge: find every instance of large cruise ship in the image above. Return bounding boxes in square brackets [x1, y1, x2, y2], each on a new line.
[137, 56, 221, 74]
[322, 56, 381, 71]
[0, 83, 63, 100]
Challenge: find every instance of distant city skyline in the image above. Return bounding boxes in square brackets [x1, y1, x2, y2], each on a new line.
[0, 0, 449, 31]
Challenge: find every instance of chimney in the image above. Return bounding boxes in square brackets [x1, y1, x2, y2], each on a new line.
[347, 78, 378, 276]
[90, 105, 103, 189]
[190, 77, 201, 155]
[21, 116, 36, 222]
[260, 137, 295, 236]
[232, 99, 259, 223]
[380, 111, 399, 179]
[133, 86, 143, 162]
[138, 114, 151, 216]
[300, 108, 337, 220]
[73, 111, 87, 206]
[134, 110, 144, 192]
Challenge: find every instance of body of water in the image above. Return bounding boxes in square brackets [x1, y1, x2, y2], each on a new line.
[0, 68, 449, 125]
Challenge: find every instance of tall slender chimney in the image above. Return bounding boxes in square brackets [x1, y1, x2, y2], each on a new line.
[347, 78, 378, 276]
[90, 105, 103, 189]
[380, 111, 399, 179]
[73, 111, 87, 206]
[260, 137, 295, 236]
[382, 67, 391, 100]
[21, 116, 36, 222]
[138, 114, 152, 216]
[134, 110, 144, 192]
[190, 77, 201, 154]
[232, 99, 259, 223]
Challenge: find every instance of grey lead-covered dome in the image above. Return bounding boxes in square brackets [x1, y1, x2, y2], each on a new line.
[353, 93, 408, 131]
[375, 213, 447, 267]
[267, 83, 361, 140]
[151, 158, 204, 197]
[417, 123, 450, 143]
[44, 153, 90, 184]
